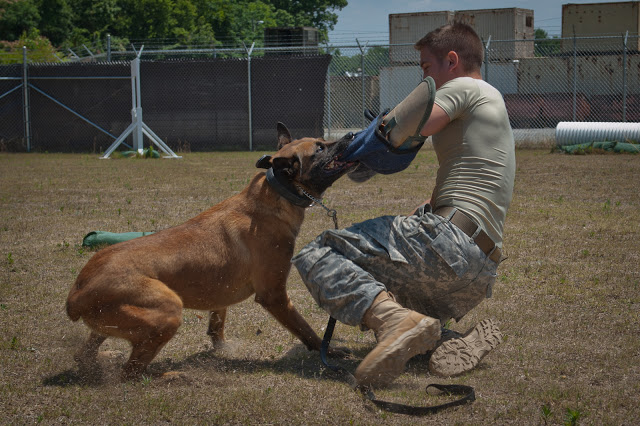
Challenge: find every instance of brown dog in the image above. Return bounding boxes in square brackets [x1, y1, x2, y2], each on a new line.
[66, 123, 356, 379]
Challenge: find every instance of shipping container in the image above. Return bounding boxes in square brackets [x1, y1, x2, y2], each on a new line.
[379, 66, 423, 111]
[561, 2, 640, 52]
[496, 54, 640, 96]
[482, 62, 519, 94]
[455, 8, 535, 59]
[264, 27, 319, 55]
[389, 11, 454, 64]
[388, 8, 534, 64]
[516, 57, 572, 94]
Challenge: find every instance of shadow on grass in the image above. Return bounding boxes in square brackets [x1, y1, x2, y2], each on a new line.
[42, 337, 487, 392]
[162, 339, 368, 384]
[42, 368, 106, 388]
[41, 338, 372, 388]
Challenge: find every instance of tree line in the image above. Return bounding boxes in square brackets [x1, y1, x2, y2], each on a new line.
[0, 0, 347, 61]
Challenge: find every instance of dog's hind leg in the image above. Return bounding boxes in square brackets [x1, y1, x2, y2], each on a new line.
[84, 279, 185, 381]
[207, 308, 227, 348]
[74, 331, 107, 375]
[120, 302, 183, 380]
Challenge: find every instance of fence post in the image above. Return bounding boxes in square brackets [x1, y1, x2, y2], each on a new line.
[623, 31, 629, 122]
[107, 34, 112, 62]
[244, 42, 255, 151]
[572, 27, 577, 121]
[132, 56, 143, 153]
[325, 43, 332, 139]
[484, 36, 491, 84]
[357, 39, 368, 129]
[22, 46, 31, 152]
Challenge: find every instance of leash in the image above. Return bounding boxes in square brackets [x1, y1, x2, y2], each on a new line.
[320, 316, 475, 415]
[296, 187, 476, 415]
[295, 186, 338, 229]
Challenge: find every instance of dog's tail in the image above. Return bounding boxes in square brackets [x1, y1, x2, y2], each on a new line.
[66, 298, 82, 322]
[66, 278, 84, 322]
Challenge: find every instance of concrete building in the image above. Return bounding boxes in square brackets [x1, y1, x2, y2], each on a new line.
[561, 2, 640, 52]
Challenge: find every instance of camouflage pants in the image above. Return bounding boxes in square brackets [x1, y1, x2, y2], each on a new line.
[291, 204, 498, 326]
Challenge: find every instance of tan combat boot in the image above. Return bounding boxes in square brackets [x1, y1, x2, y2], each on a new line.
[428, 318, 503, 377]
[355, 291, 440, 388]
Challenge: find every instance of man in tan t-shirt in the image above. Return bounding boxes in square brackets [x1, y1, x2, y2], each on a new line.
[292, 22, 515, 387]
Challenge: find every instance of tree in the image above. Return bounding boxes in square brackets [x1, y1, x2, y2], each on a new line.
[172, 0, 198, 41]
[232, 1, 280, 46]
[0, 28, 59, 63]
[36, 0, 73, 46]
[191, 0, 235, 46]
[265, 0, 347, 40]
[534, 28, 561, 57]
[117, 0, 177, 40]
[329, 45, 389, 76]
[68, 0, 122, 41]
[1, 0, 350, 55]
[0, 0, 41, 41]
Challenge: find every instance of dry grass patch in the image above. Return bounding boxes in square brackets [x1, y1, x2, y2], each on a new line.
[0, 149, 638, 424]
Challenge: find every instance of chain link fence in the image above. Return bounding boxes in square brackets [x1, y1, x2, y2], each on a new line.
[1, 34, 639, 152]
[324, 35, 640, 145]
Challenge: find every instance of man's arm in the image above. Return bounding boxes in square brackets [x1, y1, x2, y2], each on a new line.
[419, 104, 450, 137]
[407, 104, 450, 215]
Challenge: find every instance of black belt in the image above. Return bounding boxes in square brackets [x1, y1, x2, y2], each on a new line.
[434, 207, 502, 264]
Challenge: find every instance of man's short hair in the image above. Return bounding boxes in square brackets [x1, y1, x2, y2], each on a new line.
[414, 22, 484, 73]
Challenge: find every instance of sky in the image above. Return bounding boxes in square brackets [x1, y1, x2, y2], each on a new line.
[328, 0, 629, 43]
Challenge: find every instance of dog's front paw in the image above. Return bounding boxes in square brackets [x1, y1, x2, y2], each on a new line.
[210, 337, 226, 350]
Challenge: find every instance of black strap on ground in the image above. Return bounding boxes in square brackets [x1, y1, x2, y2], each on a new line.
[320, 316, 476, 415]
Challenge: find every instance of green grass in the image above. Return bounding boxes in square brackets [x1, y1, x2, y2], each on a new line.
[0, 148, 639, 424]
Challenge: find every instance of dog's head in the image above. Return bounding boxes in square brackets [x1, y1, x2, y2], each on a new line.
[256, 123, 357, 201]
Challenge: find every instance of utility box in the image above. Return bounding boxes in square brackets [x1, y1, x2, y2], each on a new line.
[455, 8, 535, 59]
[264, 27, 319, 55]
[389, 11, 454, 64]
[561, 2, 640, 52]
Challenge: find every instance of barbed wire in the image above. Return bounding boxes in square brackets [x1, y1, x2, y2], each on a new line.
[3, 32, 639, 64]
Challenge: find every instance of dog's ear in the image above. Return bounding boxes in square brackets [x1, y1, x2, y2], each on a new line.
[255, 155, 272, 169]
[277, 122, 292, 150]
[272, 155, 299, 178]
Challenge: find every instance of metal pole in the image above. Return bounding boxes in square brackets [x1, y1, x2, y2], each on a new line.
[325, 43, 332, 139]
[107, 34, 112, 62]
[484, 36, 491, 83]
[356, 39, 368, 129]
[361, 47, 365, 129]
[68, 48, 80, 61]
[244, 42, 255, 151]
[623, 31, 629, 122]
[132, 56, 144, 153]
[22, 47, 31, 152]
[82, 44, 95, 59]
[572, 26, 577, 121]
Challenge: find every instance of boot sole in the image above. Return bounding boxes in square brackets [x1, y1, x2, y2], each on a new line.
[428, 318, 503, 377]
[355, 317, 439, 388]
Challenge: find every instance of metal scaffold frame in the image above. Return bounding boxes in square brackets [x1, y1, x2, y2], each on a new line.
[102, 46, 181, 159]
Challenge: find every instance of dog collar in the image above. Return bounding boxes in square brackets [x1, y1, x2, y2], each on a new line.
[265, 168, 313, 208]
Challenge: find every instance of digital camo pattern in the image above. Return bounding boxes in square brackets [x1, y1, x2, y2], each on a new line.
[292, 204, 498, 326]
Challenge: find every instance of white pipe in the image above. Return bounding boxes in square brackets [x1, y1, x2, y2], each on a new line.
[555, 122, 640, 146]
